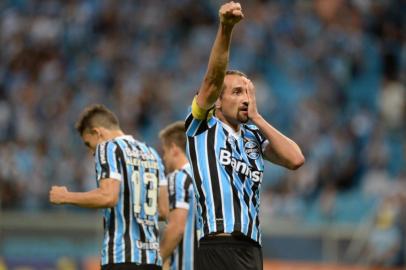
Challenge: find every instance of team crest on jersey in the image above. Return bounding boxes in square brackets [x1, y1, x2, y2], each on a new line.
[244, 140, 260, 160]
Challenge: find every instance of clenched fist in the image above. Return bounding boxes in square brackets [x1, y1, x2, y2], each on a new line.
[49, 186, 68, 204]
[219, 1, 244, 26]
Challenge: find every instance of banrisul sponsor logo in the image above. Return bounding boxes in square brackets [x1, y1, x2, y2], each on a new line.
[219, 148, 263, 182]
[244, 139, 260, 160]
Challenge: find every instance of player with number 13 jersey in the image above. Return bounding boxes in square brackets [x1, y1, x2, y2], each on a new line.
[95, 135, 166, 266]
[50, 104, 167, 270]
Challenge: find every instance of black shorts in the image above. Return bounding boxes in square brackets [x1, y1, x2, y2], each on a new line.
[101, 263, 161, 270]
[195, 235, 263, 270]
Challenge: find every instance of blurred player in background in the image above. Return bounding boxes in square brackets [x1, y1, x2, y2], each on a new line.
[159, 121, 197, 270]
[185, 2, 305, 270]
[49, 104, 168, 270]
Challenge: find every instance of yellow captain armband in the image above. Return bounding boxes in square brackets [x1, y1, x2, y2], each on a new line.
[191, 96, 214, 120]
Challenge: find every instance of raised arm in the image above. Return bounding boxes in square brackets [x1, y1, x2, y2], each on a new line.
[196, 1, 243, 110]
[246, 80, 305, 170]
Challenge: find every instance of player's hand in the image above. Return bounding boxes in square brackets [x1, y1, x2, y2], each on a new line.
[246, 79, 260, 121]
[49, 186, 68, 204]
[219, 2, 244, 26]
[162, 258, 170, 270]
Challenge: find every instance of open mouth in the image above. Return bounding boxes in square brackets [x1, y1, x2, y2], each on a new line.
[239, 107, 248, 113]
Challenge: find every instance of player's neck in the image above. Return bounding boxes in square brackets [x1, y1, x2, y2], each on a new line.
[215, 111, 240, 132]
[173, 155, 189, 170]
[105, 129, 125, 141]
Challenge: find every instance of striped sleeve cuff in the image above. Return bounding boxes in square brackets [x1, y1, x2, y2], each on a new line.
[175, 202, 190, 210]
[261, 140, 269, 154]
[99, 172, 122, 181]
[160, 179, 168, 186]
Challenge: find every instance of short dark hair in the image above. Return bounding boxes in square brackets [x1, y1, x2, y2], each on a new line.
[159, 121, 186, 152]
[75, 104, 120, 136]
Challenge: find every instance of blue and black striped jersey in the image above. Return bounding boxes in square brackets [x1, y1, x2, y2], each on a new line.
[167, 163, 196, 270]
[95, 135, 166, 266]
[185, 103, 268, 244]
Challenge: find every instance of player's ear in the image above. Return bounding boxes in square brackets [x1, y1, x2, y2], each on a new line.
[170, 142, 178, 153]
[91, 127, 102, 138]
[215, 98, 221, 109]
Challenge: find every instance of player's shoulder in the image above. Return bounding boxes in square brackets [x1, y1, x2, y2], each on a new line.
[169, 168, 190, 183]
[124, 137, 151, 154]
[95, 139, 121, 165]
[182, 163, 193, 177]
[95, 139, 116, 154]
[145, 144, 161, 159]
[171, 169, 193, 191]
[242, 124, 264, 143]
[107, 135, 134, 148]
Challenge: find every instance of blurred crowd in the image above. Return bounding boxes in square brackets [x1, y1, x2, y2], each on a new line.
[0, 0, 405, 264]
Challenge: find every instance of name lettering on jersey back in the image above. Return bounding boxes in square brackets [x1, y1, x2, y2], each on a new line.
[219, 149, 263, 182]
[124, 148, 159, 169]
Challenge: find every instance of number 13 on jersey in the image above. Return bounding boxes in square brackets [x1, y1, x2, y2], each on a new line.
[131, 171, 158, 217]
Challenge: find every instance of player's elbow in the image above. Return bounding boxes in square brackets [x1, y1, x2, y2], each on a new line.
[202, 77, 223, 100]
[169, 221, 186, 236]
[158, 206, 169, 221]
[204, 74, 223, 88]
[288, 154, 305, 170]
[174, 225, 185, 237]
[104, 194, 119, 208]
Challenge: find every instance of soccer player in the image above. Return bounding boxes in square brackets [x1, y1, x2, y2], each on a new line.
[49, 104, 167, 270]
[158, 121, 197, 270]
[185, 2, 305, 270]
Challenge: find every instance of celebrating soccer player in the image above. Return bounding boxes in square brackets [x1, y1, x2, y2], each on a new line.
[49, 104, 168, 270]
[185, 2, 305, 270]
[159, 121, 197, 270]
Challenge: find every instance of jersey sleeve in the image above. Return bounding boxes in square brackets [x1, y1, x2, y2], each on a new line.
[246, 124, 269, 155]
[257, 130, 269, 154]
[95, 141, 122, 181]
[185, 96, 216, 137]
[168, 170, 193, 211]
[149, 147, 167, 186]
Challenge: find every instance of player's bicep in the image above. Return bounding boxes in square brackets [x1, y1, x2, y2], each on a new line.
[262, 140, 272, 161]
[196, 84, 219, 110]
[263, 143, 290, 167]
[261, 138, 284, 164]
[158, 185, 169, 220]
[191, 96, 211, 120]
[99, 178, 121, 206]
[167, 208, 188, 231]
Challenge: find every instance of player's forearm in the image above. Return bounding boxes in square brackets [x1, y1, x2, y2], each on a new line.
[251, 114, 305, 170]
[205, 24, 233, 84]
[159, 224, 184, 260]
[199, 24, 234, 107]
[63, 189, 117, 208]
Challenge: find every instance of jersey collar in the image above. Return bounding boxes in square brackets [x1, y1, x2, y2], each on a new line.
[115, 135, 134, 141]
[181, 162, 190, 170]
[220, 121, 242, 139]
